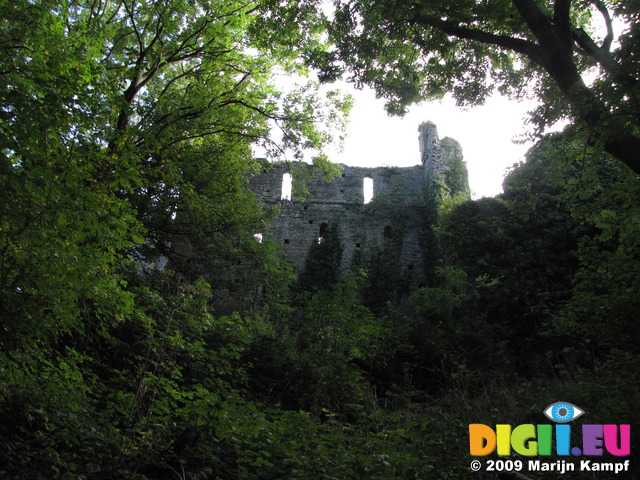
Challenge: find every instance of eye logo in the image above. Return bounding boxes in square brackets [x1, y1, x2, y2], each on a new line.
[470, 402, 631, 457]
[544, 402, 584, 423]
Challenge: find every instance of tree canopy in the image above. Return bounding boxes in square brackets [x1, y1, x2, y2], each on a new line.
[317, 0, 640, 174]
[0, 0, 350, 345]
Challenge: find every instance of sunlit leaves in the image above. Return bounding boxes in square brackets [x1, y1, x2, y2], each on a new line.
[0, 0, 353, 350]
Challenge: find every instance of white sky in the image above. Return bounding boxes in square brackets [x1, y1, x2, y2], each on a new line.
[319, 5, 619, 199]
[328, 84, 537, 198]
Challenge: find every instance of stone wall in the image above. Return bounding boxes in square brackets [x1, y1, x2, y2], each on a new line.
[249, 122, 465, 292]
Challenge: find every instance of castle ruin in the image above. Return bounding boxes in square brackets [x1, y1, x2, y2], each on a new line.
[250, 122, 468, 292]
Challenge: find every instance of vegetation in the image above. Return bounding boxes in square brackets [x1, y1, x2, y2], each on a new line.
[320, 0, 640, 174]
[1, 1, 639, 479]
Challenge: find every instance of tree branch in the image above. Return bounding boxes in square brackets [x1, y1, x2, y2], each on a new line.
[511, 0, 567, 55]
[123, 0, 144, 54]
[571, 28, 638, 95]
[590, 0, 614, 51]
[410, 10, 547, 66]
[553, 0, 572, 44]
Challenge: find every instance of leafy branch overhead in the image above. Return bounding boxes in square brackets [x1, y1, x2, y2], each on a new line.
[318, 0, 640, 174]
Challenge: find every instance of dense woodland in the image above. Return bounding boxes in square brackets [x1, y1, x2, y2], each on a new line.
[1, 1, 639, 479]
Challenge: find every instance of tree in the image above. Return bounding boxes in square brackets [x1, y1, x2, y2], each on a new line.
[320, 0, 640, 174]
[294, 277, 378, 416]
[431, 135, 588, 375]
[0, 3, 351, 476]
[554, 138, 640, 353]
[0, 0, 350, 345]
[298, 222, 344, 292]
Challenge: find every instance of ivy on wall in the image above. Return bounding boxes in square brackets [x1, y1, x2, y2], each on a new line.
[298, 223, 344, 292]
[439, 137, 470, 199]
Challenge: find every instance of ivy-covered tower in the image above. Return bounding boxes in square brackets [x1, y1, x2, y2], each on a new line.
[419, 121, 470, 198]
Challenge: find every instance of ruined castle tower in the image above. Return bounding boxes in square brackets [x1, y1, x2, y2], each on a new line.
[249, 122, 467, 292]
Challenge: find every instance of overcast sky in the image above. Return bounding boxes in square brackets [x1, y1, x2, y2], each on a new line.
[327, 84, 538, 198]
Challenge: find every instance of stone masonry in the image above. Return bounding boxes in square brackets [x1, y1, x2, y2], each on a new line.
[249, 122, 464, 292]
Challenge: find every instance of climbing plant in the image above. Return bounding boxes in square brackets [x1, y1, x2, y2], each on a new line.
[298, 222, 344, 292]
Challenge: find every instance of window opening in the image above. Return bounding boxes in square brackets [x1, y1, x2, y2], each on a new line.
[281, 172, 292, 200]
[363, 176, 374, 204]
[318, 222, 328, 243]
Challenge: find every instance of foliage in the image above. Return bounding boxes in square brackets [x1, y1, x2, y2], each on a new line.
[290, 154, 346, 200]
[420, 167, 443, 282]
[293, 277, 380, 417]
[0, 0, 351, 325]
[425, 132, 588, 379]
[2, 2, 640, 479]
[359, 244, 405, 315]
[440, 137, 470, 199]
[321, 0, 640, 174]
[557, 144, 640, 353]
[298, 222, 344, 292]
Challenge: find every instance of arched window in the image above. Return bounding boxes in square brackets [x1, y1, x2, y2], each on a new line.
[363, 176, 374, 204]
[281, 172, 292, 200]
[383, 225, 393, 242]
